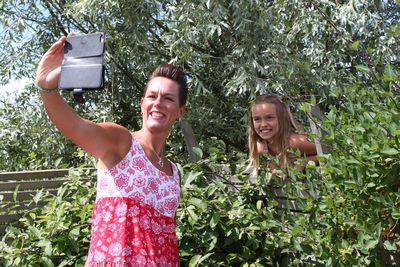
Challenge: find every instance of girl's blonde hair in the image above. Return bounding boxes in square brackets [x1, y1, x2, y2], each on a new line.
[248, 95, 299, 170]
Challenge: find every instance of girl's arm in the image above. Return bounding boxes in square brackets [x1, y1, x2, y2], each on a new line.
[290, 134, 318, 170]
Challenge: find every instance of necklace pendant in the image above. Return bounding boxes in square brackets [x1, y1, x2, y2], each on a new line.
[159, 158, 163, 168]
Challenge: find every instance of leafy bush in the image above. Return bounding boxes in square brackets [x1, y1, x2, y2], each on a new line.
[176, 159, 321, 266]
[0, 169, 96, 266]
[1, 80, 399, 266]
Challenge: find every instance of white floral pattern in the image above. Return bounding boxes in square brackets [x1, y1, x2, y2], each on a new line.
[85, 138, 180, 267]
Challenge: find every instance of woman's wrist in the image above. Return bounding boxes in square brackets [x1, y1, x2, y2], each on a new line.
[36, 84, 59, 94]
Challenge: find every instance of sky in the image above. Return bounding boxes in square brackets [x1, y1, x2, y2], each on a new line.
[0, 78, 30, 95]
[0, 78, 31, 106]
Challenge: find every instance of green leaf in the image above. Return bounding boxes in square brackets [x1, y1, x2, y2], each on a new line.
[351, 41, 360, 50]
[256, 200, 262, 210]
[392, 212, 400, 219]
[206, 0, 211, 9]
[355, 65, 371, 73]
[383, 240, 397, 251]
[33, 189, 45, 204]
[54, 157, 62, 168]
[183, 171, 203, 188]
[187, 207, 199, 224]
[188, 197, 207, 210]
[365, 239, 379, 250]
[381, 148, 399, 155]
[383, 63, 397, 81]
[226, 253, 239, 261]
[13, 184, 20, 202]
[192, 147, 203, 159]
[345, 158, 360, 164]
[366, 182, 376, 188]
[189, 255, 201, 267]
[375, 222, 382, 239]
[13, 257, 21, 266]
[40, 256, 54, 267]
[210, 212, 220, 228]
[374, 0, 382, 9]
[199, 253, 214, 265]
[291, 225, 303, 237]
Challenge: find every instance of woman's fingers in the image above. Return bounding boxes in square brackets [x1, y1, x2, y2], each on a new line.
[46, 36, 66, 56]
[36, 36, 67, 89]
[36, 33, 78, 89]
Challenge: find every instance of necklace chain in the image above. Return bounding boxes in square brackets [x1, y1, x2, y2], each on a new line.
[157, 156, 163, 168]
[263, 142, 269, 153]
[137, 131, 164, 168]
[149, 146, 163, 168]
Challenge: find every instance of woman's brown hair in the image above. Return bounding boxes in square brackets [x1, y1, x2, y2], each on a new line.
[143, 64, 188, 106]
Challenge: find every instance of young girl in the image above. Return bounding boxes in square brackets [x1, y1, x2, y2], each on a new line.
[248, 95, 317, 173]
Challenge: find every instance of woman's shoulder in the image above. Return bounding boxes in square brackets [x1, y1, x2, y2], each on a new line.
[104, 123, 133, 149]
[95, 124, 133, 168]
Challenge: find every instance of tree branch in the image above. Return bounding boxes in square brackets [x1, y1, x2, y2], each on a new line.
[43, 1, 67, 36]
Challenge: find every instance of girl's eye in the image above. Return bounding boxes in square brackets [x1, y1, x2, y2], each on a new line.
[148, 95, 156, 98]
[165, 97, 174, 101]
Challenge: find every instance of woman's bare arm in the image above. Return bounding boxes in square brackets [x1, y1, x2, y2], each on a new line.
[36, 35, 131, 164]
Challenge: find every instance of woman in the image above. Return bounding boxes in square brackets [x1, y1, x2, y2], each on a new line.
[248, 94, 317, 173]
[36, 34, 187, 266]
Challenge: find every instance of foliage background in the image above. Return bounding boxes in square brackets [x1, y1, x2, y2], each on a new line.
[0, 0, 399, 266]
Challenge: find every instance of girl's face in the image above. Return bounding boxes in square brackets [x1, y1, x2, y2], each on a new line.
[251, 103, 279, 142]
[140, 77, 185, 134]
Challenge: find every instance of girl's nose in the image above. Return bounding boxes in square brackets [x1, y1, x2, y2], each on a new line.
[260, 119, 268, 126]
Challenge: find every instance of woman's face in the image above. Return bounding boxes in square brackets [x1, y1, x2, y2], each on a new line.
[141, 77, 185, 134]
[251, 103, 279, 142]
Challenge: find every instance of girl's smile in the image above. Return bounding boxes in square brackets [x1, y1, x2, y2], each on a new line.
[251, 103, 279, 142]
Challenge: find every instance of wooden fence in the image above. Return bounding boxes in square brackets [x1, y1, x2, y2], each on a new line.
[0, 168, 95, 235]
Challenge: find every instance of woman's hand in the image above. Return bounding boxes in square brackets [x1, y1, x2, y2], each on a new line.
[36, 33, 74, 90]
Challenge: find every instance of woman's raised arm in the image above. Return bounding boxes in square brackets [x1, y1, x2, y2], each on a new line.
[36, 35, 131, 162]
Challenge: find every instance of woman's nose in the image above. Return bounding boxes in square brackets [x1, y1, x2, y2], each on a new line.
[154, 95, 162, 106]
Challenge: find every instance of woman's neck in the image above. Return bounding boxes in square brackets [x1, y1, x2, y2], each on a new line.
[134, 129, 166, 154]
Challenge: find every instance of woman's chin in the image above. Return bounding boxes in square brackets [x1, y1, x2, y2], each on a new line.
[146, 123, 171, 134]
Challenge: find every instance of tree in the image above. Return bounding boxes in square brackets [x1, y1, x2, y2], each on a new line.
[0, 1, 398, 160]
[0, 1, 399, 265]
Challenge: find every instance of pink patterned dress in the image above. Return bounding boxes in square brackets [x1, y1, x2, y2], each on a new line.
[85, 137, 180, 267]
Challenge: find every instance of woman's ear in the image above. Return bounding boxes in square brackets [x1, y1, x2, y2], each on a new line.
[179, 106, 187, 119]
[139, 98, 144, 114]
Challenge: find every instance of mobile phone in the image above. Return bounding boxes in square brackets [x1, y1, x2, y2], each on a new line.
[58, 32, 105, 91]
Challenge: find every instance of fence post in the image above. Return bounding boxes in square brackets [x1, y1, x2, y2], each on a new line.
[180, 118, 200, 162]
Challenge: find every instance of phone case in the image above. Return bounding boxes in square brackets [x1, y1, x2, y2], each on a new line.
[59, 32, 105, 91]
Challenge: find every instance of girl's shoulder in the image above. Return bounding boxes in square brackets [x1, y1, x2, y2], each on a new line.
[289, 132, 309, 145]
[289, 133, 317, 155]
[256, 141, 266, 154]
